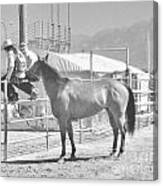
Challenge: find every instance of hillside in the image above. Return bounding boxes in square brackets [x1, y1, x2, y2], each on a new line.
[71, 19, 153, 72]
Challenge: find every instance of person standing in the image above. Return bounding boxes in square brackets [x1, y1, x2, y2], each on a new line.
[19, 42, 38, 70]
[1, 39, 38, 102]
[19, 42, 39, 97]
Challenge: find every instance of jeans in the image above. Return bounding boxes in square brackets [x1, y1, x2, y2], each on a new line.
[1, 72, 39, 102]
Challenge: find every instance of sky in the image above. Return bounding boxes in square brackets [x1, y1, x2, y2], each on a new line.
[1, 1, 153, 40]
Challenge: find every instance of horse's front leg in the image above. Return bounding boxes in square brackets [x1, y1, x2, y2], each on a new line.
[67, 120, 76, 159]
[58, 119, 67, 159]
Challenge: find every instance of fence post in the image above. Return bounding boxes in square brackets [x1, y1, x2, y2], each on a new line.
[45, 97, 49, 150]
[90, 50, 93, 81]
[79, 119, 82, 144]
[4, 80, 8, 161]
[125, 47, 131, 86]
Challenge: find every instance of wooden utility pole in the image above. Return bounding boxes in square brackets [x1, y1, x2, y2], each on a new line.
[19, 4, 27, 45]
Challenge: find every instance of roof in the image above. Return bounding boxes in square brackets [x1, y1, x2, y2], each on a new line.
[47, 52, 147, 75]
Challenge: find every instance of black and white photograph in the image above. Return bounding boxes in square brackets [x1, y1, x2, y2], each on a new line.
[0, 0, 158, 181]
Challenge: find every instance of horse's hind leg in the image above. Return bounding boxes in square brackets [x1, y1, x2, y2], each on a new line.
[116, 114, 126, 157]
[67, 120, 76, 159]
[106, 109, 118, 156]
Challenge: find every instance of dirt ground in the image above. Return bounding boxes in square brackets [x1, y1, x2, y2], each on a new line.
[1, 125, 156, 180]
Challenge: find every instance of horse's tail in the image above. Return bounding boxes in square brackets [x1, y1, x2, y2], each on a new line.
[126, 86, 136, 135]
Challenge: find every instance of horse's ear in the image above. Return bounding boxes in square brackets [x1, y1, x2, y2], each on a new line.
[45, 53, 49, 62]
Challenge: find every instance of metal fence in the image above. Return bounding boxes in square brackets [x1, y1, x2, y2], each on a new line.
[1, 77, 155, 161]
[1, 49, 156, 161]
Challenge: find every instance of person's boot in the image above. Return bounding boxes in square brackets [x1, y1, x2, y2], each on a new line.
[9, 92, 19, 103]
[12, 102, 20, 118]
[30, 88, 39, 100]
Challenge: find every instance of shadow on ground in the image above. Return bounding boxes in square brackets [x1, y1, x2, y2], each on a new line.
[1, 154, 116, 164]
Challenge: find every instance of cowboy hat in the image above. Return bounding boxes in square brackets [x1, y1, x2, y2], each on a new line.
[3, 39, 14, 49]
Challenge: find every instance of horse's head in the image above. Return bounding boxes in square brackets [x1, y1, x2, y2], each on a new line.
[28, 54, 49, 79]
[28, 56, 41, 78]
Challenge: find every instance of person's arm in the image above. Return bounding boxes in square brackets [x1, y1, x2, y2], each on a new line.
[6, 52, 15, 81]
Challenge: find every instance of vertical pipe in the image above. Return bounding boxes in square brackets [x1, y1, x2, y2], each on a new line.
[67, 3, 70, 28]
[41, 20, 44, 49]
[57, 4, 60, 31]
[4, 80, 8, 161]
[146, 32, 150, 122]
[67, 3, 71, 53]
[38, 20, 41, 48]
[47, 21, 50, 40]
[89, 51, 93, 132]
[46, 99, 49, 150]
[57, 4, 61, 52]
[50, 4, 54, 26]
[126, 47, 130, 86]
[51, 4, 55, 48]
[19, 4, 27, 46]
[34, 21, 36, 39]
[1, 22, 7, 39]
[127, 47, 130, 67]
[147, 32, 151, 114]
[147, 31, 151, 113]
[32, 101, 36, 126]
[79, 120, 82, 144]
[63, 26, 67, 52]
[147, 31, 151, 75]
[90, 50, 93, 81]
[47, 21, 50, 49]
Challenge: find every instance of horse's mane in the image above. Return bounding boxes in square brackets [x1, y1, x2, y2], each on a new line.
[41, 61, 69, 83]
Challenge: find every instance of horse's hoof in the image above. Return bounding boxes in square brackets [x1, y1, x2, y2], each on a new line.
[112, 152, 121, 160]
[109, 151, 117, 157]
[70, 155, 76, 160]
[109, 152, 114, 157]
[58, 157, 65, 163]
[59, 154, 66, 162]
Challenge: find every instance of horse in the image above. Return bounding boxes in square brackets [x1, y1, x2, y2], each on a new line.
[28, 54, 135, 159]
